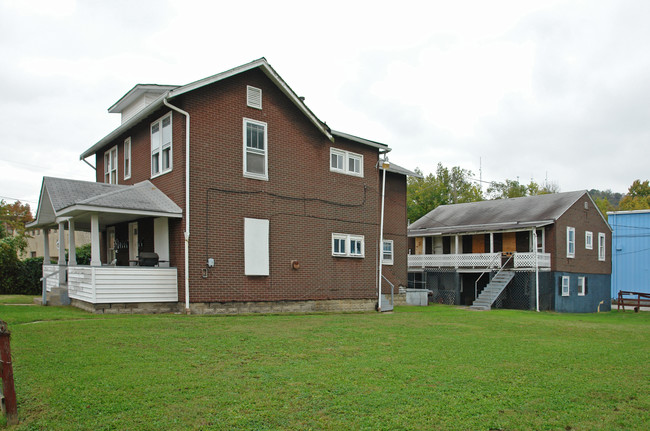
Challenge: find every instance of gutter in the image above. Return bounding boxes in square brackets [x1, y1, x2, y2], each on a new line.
[163, 98, 191, 313]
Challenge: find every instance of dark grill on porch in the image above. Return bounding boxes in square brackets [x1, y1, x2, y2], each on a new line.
[138, 252, 159, 267]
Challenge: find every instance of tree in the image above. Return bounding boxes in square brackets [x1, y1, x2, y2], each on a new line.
[618, 180, 650, 211]
[595, 197, 614, 220]
[407, 163, 483, 222]
[0, 200, 33, 238]
[486, 179, 559, 200]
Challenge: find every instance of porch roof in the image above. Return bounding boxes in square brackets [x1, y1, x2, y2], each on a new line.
[408, 190, 589, 237]
[27, 177, 182, 230]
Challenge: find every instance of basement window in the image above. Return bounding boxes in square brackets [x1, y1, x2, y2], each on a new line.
[578, 277, 586, 296]
[562, 276, 570, 297]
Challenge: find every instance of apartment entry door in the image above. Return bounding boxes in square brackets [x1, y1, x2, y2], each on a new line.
[128, 222, 138, 266]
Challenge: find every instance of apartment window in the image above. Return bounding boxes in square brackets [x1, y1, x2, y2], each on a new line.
[562, 276, 570, 296]
[585, 231, 593, 250]
[124, 137, 131, 180]
[598, 233, 606, 261]
[578, 276, 586, 296]
[382, 240, 394, 265]
[243, 118, 268, 180]
[247, 86, 262, 109]
[104, 146, 118, 184]
[332, 233, 365, 258]
[329, 148, 363, 177]
[566, 226, 575, 258]
[151, 113, 172, 176]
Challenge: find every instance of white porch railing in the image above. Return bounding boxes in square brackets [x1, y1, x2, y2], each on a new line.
[513, 252, 551, 269]
[408, 252, 551, 269]
[66, 266, 178, 304]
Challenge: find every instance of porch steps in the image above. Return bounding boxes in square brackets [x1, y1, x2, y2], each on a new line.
[470, 271, 515, 311]
[46, 285, 71, 306]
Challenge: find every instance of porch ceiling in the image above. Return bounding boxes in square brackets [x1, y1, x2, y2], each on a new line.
[408, 220, 553, 237]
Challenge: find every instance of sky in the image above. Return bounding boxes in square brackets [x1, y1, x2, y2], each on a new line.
[1, 0, 649, 210]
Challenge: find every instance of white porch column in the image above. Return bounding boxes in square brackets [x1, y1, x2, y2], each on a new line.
[490, 233, 494, 253]
[42, 228, 50, 265]
[455, 235, 460, 254]
[90, 214, 101, 267]
[68, 219, 76, 266]
[58, 222, 66, 285]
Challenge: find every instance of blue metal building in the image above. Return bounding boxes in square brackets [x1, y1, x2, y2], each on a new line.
[608, 210, 650, 298]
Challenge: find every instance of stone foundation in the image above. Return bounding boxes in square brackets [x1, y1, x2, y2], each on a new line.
[70, 298, 377, 315]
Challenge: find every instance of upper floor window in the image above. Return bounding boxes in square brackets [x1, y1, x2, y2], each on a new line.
[247, 86, 262, 109]
[382, 240, 394, 265]
[598, 233, 606, 261]
[566, 226, 575, 258]
[243, 118, 268, 180]
[151, 113, 172, 177]
[330, 148, 363, 177]
[124, 137, 131, 180]
[104, 146, 118, 184]
[332, 233, 365, 258]
[585, 231, 593, 250]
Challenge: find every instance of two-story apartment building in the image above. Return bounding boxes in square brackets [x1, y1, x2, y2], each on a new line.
[408, 191, 612, 312]
[29, 58, 415, 314]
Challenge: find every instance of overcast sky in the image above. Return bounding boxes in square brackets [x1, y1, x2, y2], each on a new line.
[1, 0, 648, 209]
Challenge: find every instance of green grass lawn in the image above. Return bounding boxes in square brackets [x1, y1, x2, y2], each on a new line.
[0, 296, 37, 305]
[0, 304, 648, 430]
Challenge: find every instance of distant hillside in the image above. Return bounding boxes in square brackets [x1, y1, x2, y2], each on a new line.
[589, 189, 623, 207]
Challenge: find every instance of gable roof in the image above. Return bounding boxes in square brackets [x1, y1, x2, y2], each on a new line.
[28, 177, 182, 230]
[81, 58, 389, 160]
[408, 190, 592, 236]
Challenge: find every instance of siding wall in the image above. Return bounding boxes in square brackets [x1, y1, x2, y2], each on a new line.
[609, 211, 650, 297]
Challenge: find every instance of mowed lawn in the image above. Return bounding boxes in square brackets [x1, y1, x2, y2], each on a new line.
[0, 302, 649, 430]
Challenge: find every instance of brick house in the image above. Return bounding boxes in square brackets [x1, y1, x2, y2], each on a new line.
[407, 191, 612, 312]
[28, 58, 416, 313]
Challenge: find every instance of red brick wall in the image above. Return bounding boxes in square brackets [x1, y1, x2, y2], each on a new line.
[93, 68, 409, 303]
[551, 194, 611, 275]
[380, 171, 408, 291]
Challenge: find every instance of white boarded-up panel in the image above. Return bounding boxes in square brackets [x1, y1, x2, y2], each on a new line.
[244, 218, 269, 276]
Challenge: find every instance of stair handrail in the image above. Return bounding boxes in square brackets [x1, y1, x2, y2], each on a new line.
[474, 253, 502, 300]
[381, 275, 394, 309]
[40, 268, 64, 306]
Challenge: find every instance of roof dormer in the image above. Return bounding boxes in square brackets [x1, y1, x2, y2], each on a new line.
[108, 84, 179, 124]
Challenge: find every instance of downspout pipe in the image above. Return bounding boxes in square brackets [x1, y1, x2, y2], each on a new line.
[163, 98, 191, 313]
[377, 147, 391, 312]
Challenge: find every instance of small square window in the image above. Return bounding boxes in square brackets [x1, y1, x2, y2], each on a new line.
[247, 86, 262, 109]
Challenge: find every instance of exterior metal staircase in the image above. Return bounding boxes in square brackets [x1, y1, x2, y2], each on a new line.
[470, 270, 515, 311]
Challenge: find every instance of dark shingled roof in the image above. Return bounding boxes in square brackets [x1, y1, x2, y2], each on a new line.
[408, 190, 589, 236]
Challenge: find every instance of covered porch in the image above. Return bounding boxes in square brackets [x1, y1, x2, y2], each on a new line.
[29, 178, 183, 308]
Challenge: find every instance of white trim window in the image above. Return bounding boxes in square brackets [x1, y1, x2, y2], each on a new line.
[566, 226, 575, 258]
[578, 276, 586, 296]
[151, 113, 172, 177]
[562, 276, 570, 297]
[243, 118, 268, 180]
[247, 86, 262, 109]
[124, 137, 131, 180]
[585, 231, 593, 250]
[332, 233, 365, 258]
[330, 148, 363, 177]
[598, 233, 606, 261]
[382, 240, 394, 265]
[104, 146, 118, 184]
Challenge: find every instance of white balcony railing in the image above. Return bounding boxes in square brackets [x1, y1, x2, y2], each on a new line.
[408, 252, 551, 269]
